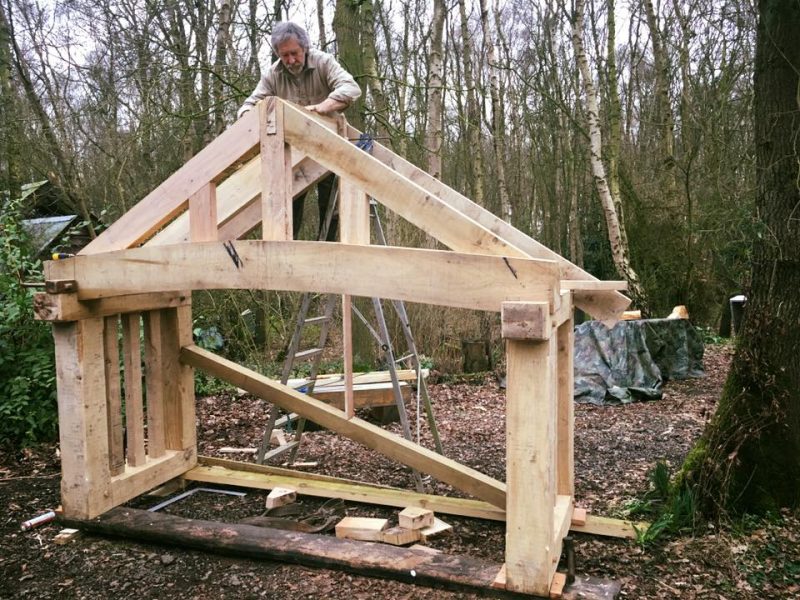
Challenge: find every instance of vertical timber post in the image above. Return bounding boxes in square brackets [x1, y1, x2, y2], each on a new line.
[502, 301, 558, 596]
[337, 117, 371, 419]
[54, 318, 114, 519]
[260, 98, 292, 241]
[557, 293, 575, 497]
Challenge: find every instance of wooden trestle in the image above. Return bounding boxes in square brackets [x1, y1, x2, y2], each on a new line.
[34, 97, 628, 597]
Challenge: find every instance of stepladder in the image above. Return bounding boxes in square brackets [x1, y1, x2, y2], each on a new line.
[256, 137, 443, 475]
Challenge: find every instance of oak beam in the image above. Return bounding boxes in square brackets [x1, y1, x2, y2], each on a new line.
[45, 242, 558, 313]
[181, 345, 507, 508]
[33, 291, 190, 322]
[53, 318, 113, 519]
[260, 98, 292, 241]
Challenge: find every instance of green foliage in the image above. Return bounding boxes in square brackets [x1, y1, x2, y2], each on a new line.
[624, 461, 699, 548]
[0, 199, 58, 446]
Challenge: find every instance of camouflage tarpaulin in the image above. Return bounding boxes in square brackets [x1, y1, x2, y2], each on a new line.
[574, 318, 704, 405]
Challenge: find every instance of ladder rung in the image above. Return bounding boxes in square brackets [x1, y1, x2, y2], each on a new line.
[294, 348, 324, 361]
[304, 315, 332, 325]
[395, 353, 415, 364]
[262, 441, 300, 462]
[274, 413, 299, 427]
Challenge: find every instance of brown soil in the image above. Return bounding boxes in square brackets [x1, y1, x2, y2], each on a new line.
[1, 343, 798, 599]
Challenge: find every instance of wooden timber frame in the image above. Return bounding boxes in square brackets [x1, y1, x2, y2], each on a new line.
[34, 98, 629, 597]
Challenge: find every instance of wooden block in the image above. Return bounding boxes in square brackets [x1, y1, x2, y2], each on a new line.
[266, 487, 296, 510]
[381, 526, 421, 546]
[571, 507, 587, 527]
[492, 563, 506, 589]
[398, 506, 434, 530]
[335, 516, 389, 541]
[419, 517, 452, 542]
[501, 301, 551, 340]
[667, 305, 689, 319]
[621, 310, 641, 320]
[549, 572, 567, 599]
[53, 528, 81, 545]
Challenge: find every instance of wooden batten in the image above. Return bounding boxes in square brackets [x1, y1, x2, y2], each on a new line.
[144, 311, 167, 459]
[161, 305, 196, 452]
[260, 98, 292, 241]
[122, 312, 146, 467]
[103, 315, 125, 476]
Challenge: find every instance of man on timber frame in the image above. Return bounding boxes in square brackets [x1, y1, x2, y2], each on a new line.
[238, 21, 362, 241]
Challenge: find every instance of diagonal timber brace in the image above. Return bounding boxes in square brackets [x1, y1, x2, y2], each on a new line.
[180, 344, 507, 508]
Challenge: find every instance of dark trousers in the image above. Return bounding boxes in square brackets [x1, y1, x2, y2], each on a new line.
[292, 174, 337, 241]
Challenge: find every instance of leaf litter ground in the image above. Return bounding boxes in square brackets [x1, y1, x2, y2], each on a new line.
[1, 343, 798, 599]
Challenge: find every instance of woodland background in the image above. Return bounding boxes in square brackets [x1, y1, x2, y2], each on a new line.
[0, 0, 756, 441]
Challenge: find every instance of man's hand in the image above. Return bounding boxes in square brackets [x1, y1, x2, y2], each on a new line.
[305, 98, 348, 114]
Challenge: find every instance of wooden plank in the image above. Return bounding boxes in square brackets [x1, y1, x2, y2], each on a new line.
[335, 517, 389, 541]
[148, 154, 329, 246]
[34, 291, 190, 322]
[189, 458, 645, 538]
[298, 382, 409, 409]
[58, 507, 503, 593]
[553, 495, 573, 549]
[195, 456, 507, 515]
[492, 564, 506, 590]
[181, 346, 507, 508]
[79, 108, 261, 254]
[143, 311, 166, 458]
[287, 369, 426, 388]
[505, 334, 558, 595]
[53, 528, 81, 545]
[46, 242, 558, 313]
[53, 318, 113, 519]
[346, 122, 630, 322]
[260, 98, 292, 241]
[122, 312, 145, 467]
[103, 315, 125, 476]
[189, 182, 218, 242]
[569, 514, 647, 539]
[557, 314, 575, 497]
[161, 306, 196, 452]
[501, 301, 551, 340]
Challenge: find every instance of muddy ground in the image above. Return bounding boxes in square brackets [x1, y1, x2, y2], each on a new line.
[1, 343, 798, 599]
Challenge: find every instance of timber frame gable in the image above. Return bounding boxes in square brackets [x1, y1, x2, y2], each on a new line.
[36, 97, 629, 597]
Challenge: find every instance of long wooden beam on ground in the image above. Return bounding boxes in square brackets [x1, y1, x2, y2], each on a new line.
[346, 122, 631, 322]
[180, 345, 507, 508]
[80, 109, 261, 255]
[189, 457, 648, 538]
[44, 241, 559, 312]
[59, 508, 504, 593]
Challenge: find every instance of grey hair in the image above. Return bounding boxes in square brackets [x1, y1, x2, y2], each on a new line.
[271, 22, 310, 51]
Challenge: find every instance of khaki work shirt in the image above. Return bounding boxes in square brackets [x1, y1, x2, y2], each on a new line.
[238, 49, 361, 117]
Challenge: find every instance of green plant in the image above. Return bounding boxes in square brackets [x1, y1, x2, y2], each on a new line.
[0, 199, 58, 446]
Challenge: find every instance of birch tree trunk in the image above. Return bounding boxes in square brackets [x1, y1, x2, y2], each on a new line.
[425, 0, 446, 179]
[478, 0, 512, 222]
[570, 0, 648, 311]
